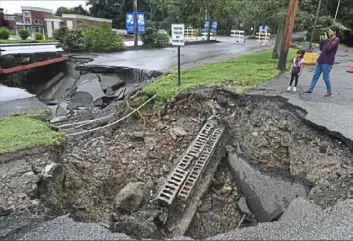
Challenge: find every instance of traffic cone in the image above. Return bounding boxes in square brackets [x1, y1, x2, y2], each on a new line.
[347, 63, 353, 73]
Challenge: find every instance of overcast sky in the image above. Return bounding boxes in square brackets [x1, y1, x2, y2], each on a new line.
[0, 0, 88, 14]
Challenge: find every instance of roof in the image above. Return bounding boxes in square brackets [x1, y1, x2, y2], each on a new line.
[21, 6, 53, 14]
[61, 14, 112, 23]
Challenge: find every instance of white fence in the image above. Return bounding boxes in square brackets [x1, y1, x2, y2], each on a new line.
[231, 29, 245, 43]
[256, 31, 271, 44]
[185, 27, 196, 41]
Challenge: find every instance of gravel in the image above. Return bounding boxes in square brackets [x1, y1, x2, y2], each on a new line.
[18, 215, 132, 240]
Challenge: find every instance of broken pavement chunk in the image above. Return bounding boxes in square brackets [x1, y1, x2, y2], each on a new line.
[76, 73, 106, 107]
[98, 74, 125, 91]
[227, 153, 309, 222]
[279, 197, 322, 222]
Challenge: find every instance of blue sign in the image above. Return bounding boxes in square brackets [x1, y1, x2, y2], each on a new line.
[259, 25, 263, 32]
[126, 12, 145, 34]
[202, 20, 218, 33]
[264, 25, 269, 32]
[259, 25, 268, 32]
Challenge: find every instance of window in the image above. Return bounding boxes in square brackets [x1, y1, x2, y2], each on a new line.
[67, 20, 73, 29]
[34, 19, 43, 25]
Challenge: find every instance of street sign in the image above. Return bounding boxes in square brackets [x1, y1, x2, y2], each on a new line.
[264, 25, 269, 32]
[172, 24, 185, 86]
[259, 25, 263, 32]
[172, 24, 185, 46]
[126, 12, 145, 34]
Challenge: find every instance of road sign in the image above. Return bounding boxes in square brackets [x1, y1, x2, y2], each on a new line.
[172, 24, 185, 46]
[126, 12, 145, 34]
[172, 24, 185, 86]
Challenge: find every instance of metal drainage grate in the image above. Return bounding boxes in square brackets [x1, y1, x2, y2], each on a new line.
[155, 121, 222, 205]
[156, 167, 189, 204]
[178, 127, 224, 201]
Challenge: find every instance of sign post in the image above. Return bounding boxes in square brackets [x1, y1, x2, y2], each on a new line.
[171, 24, 185, 86]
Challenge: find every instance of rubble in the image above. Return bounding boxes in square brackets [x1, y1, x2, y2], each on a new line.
[114, 182, 147, 214]
[227, 153, 309, 222]
[1, 87, 353, 240]
[279, 197, 322, 222]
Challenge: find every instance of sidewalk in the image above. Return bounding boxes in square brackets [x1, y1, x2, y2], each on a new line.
[259, 47, 353, 144]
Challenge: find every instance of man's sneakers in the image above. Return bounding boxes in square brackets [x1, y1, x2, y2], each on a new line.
[287, 86, 297, 92]
[303, 90, 313, 94]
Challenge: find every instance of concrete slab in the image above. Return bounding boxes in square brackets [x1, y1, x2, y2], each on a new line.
[39, 76, 76, 101]
[208, 200, 353, 240]
[279, 197, 322, 222]
[227, 153, 309, 222]
[67, 92, 93, 110]
[98, 74, 125, 91]
[77, 74, 106, 106]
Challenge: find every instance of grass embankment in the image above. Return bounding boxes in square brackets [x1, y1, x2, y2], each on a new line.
[0, 39, 57, 44]
[143, 49, 296, 101]
[0, 116, 65, 154]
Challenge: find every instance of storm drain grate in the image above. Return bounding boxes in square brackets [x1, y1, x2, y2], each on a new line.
[156, 121, 223, 204]
[178, 127, 224, 201]
[176, 122, 215, 170]
[156, 167, 189, 204]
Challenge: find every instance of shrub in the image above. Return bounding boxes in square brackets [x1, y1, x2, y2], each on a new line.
[151, 32, 170, 48]
[34, 32, 43, 40]
[83, 22, 125, 52]
[0, 27, 10, 40]
[61, 30, 85, 52]
[18, 28, 30, 40]
[53, 27, 68, 42]
[142, 24, 158, 46]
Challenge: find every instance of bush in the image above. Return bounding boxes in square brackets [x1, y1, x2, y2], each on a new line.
[0, 27, 10, 40]
[151, 32, 170, 48]
[142, 26, 158, 46]
[83, 22, 125, 52]
[53, 28, 68, 42]
[34, 32, 43, 40]
[18, 28, 30, 40]
[61, 30, 85, 52]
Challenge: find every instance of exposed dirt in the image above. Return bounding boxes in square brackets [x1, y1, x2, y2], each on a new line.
[1, 87, 352, 239]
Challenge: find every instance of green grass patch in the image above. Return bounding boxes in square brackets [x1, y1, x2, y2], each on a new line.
[0, 116, 65, 154]
[143, 49, 297, 101]
[10, 109, 51, 117]
[0, 39, 57, 44]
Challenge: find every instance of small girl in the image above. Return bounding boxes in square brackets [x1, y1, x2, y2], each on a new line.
[287, 50, 305, 92]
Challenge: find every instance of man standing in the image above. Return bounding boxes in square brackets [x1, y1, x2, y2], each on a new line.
[303, 26, 340, 97]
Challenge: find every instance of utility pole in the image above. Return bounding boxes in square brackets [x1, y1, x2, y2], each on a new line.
[309, 0, 322, 51]
[133, 0, 138, 47]
[277, 0, 299, 71]
[334, 0, 341, 23]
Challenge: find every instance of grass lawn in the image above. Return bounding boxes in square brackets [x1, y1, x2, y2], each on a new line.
[0, 116, 65, 154]
[0, 39, 57, 44]
[143, 49, 297, 101]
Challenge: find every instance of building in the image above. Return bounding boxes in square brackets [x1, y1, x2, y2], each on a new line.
[1, 6, 112, 38]
[0, 8, 5, 27]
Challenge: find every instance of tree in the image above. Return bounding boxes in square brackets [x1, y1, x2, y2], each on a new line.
[55, 5, 90, 16]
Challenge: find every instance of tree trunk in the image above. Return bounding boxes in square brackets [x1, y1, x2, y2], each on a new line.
[272, 22, 284, 59]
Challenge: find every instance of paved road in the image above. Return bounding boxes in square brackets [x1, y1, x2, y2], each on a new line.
[81, 39, 270, 71]
[260, 47, 353, 142]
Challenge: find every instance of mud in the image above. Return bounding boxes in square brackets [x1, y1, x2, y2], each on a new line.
[1, 87, 352, 239]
